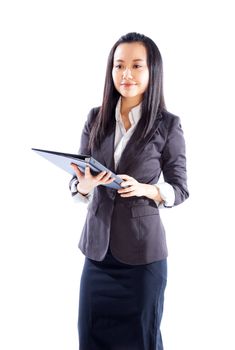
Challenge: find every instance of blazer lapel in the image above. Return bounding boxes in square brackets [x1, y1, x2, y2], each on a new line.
[96, 112, 163, 175]
[116, 114, 163, 174]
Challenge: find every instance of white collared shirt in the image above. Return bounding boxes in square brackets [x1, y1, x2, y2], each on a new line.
[72, 98, 175, 207]
[113, 97, 141, 170]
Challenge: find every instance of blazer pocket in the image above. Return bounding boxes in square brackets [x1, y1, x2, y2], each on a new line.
[131, 205, 159, 218]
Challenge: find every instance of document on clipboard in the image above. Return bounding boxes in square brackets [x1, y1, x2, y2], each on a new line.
[32, 148, 122, 189]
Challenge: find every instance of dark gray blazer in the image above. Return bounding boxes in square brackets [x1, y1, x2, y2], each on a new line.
[73, 107, 189, 265]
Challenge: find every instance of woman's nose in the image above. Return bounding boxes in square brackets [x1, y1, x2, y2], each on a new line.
[122, 68, 133, 79]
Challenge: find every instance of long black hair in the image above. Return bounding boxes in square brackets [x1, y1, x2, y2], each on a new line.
[89, 32, 166, 150]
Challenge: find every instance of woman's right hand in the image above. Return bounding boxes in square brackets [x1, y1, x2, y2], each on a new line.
[71, 163, 115, 195]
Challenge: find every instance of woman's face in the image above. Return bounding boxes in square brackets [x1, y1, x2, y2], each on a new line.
[112, 42, 149, 104]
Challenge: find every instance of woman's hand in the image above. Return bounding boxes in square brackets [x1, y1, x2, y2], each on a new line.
[71, 163, 115, 195]
[117, 174, 163, 202]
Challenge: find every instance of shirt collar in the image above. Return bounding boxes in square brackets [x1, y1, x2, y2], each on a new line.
[115, 97, 142, 126]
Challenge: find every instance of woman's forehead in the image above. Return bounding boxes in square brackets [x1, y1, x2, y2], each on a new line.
[113, 42, 147, 61]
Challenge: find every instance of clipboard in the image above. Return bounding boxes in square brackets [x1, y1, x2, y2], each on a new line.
[32, 148, 122, 189]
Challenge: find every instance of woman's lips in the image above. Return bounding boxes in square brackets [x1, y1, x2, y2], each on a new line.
[121, 83, 137, 88]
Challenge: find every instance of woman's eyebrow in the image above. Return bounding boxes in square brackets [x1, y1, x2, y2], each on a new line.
[114, 58, 145, 62]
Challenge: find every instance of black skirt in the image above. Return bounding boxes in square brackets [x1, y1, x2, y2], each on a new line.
[78, 247, 167, 350]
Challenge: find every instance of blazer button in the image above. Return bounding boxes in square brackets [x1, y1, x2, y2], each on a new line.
[110, 189, 116, 199]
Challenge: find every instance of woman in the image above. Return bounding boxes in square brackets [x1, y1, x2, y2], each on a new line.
[70, 32, 189, 350]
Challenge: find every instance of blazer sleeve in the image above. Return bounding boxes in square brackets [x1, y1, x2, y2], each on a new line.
[161, 115, 189, 206]
[78, 108, 98, 154]
[69, 108, 98, 192]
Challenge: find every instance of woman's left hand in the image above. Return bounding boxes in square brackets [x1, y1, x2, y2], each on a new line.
[117, 174, 162, 202]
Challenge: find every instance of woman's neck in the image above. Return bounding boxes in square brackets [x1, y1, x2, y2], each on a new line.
[120, 96, 142, 115]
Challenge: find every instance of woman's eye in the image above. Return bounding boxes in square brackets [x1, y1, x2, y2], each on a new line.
[115, 64, 122, 69]
[133, 64, 142, 68]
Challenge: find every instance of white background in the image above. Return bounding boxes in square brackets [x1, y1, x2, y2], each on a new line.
[1, 0, 235, 349]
